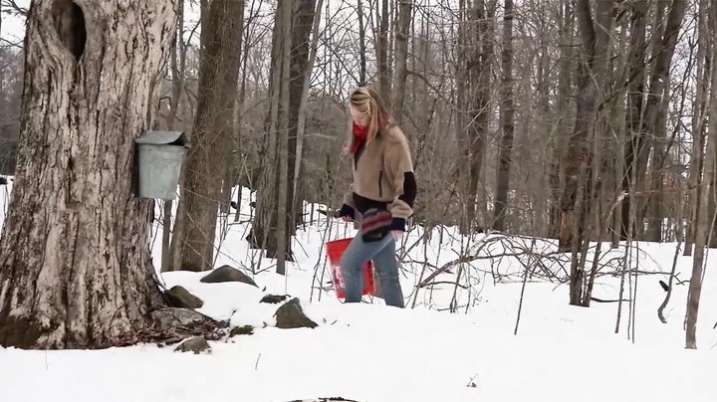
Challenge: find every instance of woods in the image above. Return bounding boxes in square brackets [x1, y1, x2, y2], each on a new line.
[0, 0, 715, 351]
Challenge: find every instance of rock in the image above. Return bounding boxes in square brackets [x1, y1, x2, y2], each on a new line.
[229, 325, 254, 336]
[260, 294, 289, 304]
[151, 307, 206, 332]
[274, 298, 317, 329]
[200, 265, 258, 287]
[165, 285, 204, 309]
[174, 336, 211, 354]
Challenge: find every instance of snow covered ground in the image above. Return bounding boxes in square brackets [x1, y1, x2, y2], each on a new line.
[1, 184, 716, 402]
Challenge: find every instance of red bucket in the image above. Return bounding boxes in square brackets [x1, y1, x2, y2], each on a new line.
[325, 237, 375, 298]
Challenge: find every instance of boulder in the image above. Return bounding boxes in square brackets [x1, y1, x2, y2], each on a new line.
[165, 285, 204, 309]
[200, 265, 258, 287]
[151, 307, 206, 332]
[274, 298, 317, 329]
[260, 294, 289, 304]
[229, 325, 254, 336]
[174, 336, 211, 354]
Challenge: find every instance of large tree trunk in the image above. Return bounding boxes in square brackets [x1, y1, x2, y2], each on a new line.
[176, 0, 243, 272]
[0, 0, 177, 349]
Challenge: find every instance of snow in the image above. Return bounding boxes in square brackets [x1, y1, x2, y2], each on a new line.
[1, 184, 717, 402]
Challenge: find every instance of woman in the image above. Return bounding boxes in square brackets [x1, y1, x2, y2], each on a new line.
[337, 86, 417, 308]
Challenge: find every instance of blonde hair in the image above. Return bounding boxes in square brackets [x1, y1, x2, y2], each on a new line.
[347, 86, 393, 152]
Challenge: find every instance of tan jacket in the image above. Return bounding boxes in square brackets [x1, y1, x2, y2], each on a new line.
[341, 124, 416, 230]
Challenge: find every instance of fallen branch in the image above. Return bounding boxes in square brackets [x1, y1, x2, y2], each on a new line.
[590, 297, 632, 304]
[658, 242, 681, 323]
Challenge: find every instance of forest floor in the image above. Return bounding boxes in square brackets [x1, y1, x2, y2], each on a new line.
[1, 185, 716, 402]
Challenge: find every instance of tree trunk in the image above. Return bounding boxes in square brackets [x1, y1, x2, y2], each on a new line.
[456, 0, 468, 233]
[561, 0, 615, 307]
[357, 0, 367, 84]
[462, 0, 494, 234]
[685, 0, 711, 255]
[391, 0, 412, 124]
[550, 0, 573, 238]
[287, 0, 318, 235]
[292, 0, 323, 232]
[161, 0, 185, 273]
[176, 0, 243, 272]
[558, 0, 614, 254]
[252, 0, 294, 264]
[0, 0, 177, 349]
[685, 0, 717, 350]
[493, 0, 514, 232]
[275, 0, 292, 276]
[378, 0, 391, 103]
[621, 0, 687, 240]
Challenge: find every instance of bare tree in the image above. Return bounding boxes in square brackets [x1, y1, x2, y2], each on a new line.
[252, 0, 295, 269]
[161, 0, 186, 273]
[558, 0, 614, 254]
[685, 0, 717, 349]
[493, 0, 515, 232]
[175, 0, 244, 272]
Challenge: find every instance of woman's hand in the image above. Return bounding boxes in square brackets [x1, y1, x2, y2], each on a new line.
[342, 215, 353, 222]
[391, 230, 403, 240]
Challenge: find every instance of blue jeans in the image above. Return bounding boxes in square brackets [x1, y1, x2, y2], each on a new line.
[339, 232, 405, 308]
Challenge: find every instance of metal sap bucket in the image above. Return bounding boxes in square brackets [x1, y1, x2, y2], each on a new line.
[135, 130, 189, 200]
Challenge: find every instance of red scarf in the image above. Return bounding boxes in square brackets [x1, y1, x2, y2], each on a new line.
[350, 123, 369, 154]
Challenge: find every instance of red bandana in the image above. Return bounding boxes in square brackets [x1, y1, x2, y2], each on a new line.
[350, 123, 369, 154]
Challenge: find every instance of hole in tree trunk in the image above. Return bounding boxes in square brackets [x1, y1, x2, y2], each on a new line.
[52, 0, 87, 61]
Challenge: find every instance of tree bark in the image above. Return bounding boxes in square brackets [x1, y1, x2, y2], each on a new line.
[0, 0, 177, 349]
[176, 0, 243, 272]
